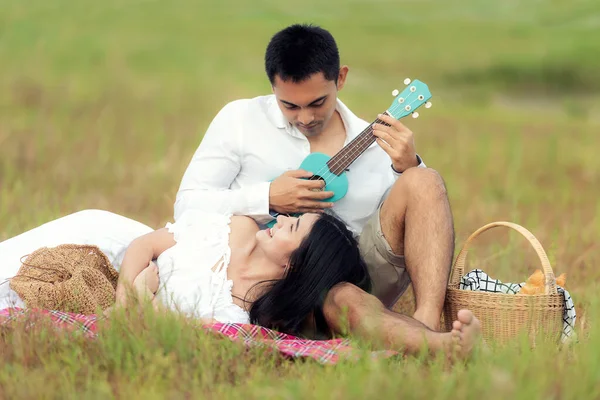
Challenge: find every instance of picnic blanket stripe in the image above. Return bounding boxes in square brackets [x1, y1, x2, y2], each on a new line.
[0, 308, 393, 365]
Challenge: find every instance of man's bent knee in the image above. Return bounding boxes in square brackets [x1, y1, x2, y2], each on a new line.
[400, 168, 447, 194]
[383, 168, 447, 215]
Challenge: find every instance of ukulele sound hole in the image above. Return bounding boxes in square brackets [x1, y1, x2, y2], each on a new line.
[309, 175, 325, 191]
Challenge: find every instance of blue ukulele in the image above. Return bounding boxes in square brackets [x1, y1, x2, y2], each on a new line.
[267, 78, 432, 227]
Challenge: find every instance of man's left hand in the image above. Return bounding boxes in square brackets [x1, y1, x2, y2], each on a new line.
[372, 113, 419, 173]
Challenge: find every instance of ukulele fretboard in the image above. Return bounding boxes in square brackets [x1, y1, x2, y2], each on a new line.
[326, 112, 392, 175]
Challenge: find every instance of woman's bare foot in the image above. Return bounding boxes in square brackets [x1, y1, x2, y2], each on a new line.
[133, 262, 160, 301]
[449, 309, 482, 359]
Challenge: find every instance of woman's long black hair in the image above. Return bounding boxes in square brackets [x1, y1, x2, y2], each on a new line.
[248, 213, 371, 338]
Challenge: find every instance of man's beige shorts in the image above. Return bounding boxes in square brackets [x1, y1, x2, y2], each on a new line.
[358, 204, 411, 308]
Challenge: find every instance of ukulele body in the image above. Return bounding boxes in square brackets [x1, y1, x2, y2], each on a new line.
[265, 152, 347, 227]
[298, 152, 348, 202]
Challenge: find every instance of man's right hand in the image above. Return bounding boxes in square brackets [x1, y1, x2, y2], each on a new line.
[269, 169, 335, 214]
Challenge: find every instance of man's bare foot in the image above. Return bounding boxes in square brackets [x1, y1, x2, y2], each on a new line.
[133, 262, 160, 301]
[449, 309, 481, 359]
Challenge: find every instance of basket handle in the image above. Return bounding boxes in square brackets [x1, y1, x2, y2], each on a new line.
[449, 221, 558, 295]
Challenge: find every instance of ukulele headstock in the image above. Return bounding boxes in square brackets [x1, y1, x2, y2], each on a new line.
[387, 78, 432, 120]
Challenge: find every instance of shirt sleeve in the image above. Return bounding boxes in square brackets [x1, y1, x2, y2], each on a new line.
[174, 101, 273, 224]
[391, 154, 427, 179]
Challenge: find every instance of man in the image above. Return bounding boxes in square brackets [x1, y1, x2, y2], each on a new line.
[174, 23, 479, 353]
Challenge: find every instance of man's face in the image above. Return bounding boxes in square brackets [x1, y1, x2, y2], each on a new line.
[272, 68, 347, 138]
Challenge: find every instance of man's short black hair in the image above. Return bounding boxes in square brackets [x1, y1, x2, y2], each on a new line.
[265, 24, 340, 85]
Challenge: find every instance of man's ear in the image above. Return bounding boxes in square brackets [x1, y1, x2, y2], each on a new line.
[271, 75, 280, 94]
[337, 65, 349, 91]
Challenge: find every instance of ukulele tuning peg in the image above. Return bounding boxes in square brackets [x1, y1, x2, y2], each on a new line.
[392, 89, 399, 96]
[425, 102, 432, 109]
[403, 78, 411, 85]
[412, 112, 419, 119]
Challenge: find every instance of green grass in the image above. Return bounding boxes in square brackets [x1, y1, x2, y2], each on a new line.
[1, 0, 599, 397]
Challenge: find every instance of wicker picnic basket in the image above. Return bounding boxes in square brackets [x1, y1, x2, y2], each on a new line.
[442, 221, 564, 345]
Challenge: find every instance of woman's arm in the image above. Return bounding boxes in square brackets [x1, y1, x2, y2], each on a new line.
[115, 228, 175, 305]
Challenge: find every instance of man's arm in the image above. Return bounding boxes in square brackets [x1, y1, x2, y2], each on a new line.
[174, 101, 273, 224]
[391, 154, 427, 177]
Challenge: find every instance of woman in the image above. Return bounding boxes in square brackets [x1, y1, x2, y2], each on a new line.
[117, 210, 371, 337]
[1, 209, 371, 338]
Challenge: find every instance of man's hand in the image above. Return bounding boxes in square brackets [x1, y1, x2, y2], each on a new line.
[269, 169, 334, 214]
[372, 113, 419, 173]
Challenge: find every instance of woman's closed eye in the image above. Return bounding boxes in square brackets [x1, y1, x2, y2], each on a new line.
[291, 218, 300, 232]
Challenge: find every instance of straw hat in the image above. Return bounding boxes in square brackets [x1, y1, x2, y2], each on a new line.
[9, 244, 119, 314]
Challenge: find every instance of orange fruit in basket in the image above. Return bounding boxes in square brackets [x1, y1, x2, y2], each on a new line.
[519, 270, 567, 294]
[527, 269, 545, 287]
[556, 273, 567, 288]
[519, 269, 545, 295]
[519, 284, 534, 295]
[519, 283, 544, 295]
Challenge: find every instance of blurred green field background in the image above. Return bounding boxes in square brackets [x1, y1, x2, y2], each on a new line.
[1, 0, 599, 398]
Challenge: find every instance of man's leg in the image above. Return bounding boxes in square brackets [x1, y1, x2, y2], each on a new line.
[364, 167, 454, 330]
[323, 283, 480, 358]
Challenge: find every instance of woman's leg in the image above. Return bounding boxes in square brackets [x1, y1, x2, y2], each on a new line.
[0, 209, 154, 309]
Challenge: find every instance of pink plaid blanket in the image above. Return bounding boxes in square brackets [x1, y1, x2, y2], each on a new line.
[0, 308, 397, 365]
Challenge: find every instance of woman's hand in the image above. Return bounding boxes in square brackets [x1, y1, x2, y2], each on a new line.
[115, 229, 174, 308]
[115, 260, 157, 308]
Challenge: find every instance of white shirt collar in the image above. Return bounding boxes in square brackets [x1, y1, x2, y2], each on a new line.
[265, 94, 370, 143]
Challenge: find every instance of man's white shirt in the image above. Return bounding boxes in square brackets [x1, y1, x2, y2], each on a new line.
[175, 95, 425, 235]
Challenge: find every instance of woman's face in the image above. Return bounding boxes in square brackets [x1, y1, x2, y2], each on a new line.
[255, 213, 320, 267]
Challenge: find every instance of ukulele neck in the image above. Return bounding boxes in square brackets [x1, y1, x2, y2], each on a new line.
[325, 112, 392, 175]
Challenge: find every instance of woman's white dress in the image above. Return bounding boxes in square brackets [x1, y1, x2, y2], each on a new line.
[155, 210, 249, 323]
[0, 209, 250, 324]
